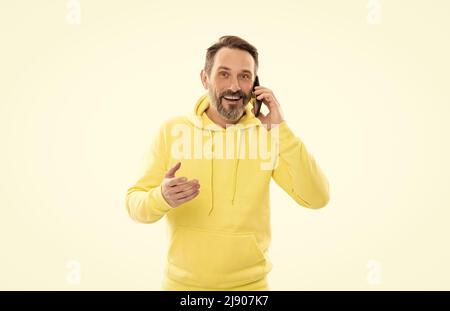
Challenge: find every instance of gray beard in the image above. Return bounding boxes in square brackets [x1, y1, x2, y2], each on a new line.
[208, 89, 249, 123]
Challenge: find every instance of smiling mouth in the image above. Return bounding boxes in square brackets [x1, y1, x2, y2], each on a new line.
[222, 96, 242, 103]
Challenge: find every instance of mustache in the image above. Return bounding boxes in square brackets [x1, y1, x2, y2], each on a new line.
[219, 90, 251, 99]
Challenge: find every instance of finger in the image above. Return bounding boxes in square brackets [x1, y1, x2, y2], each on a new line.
[172, 184, 200, 200]
[164, 162, 181, 178]
[172, 183, 200, 199]
[167, 182, 198, 198]
[175, 188, 200, 204]
[172, 180, 200, 193]
[166, 176, 188, 187]
[256, 92, 271, 101]
[253, 87, 270, 95]
[168, 178, 198, 188]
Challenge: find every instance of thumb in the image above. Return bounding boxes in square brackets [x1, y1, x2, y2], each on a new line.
[165, 161, 181, 178]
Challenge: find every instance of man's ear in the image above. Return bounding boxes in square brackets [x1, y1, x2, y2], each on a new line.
[200, 69, 209, 90]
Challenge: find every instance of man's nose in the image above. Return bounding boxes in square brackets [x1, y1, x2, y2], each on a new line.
[228, 76, 241, 93]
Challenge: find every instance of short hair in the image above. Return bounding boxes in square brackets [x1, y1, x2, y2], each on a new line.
[204, 35, 259, 77]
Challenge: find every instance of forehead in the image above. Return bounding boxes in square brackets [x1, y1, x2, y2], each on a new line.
[212, 47, 254, 73]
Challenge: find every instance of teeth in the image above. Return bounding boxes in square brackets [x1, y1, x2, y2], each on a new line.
[224, 96, 241, 100]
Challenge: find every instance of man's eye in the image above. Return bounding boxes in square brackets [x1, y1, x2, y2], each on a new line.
[242, 74, 250, 79]
[220, 72, 228, 77]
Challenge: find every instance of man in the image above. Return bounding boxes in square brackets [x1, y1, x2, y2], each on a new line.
[125, 35, 330, 291]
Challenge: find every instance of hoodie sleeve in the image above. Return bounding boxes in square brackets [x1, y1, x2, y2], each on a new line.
[271, 121, 330, 209]
[125, 123, 173, 223]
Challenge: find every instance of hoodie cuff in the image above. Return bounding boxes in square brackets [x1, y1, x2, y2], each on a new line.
[152, 184, 173, 213]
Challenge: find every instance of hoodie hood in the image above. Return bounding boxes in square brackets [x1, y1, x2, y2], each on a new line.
[187, 92, 261, 130]
[187, 93, 262, 215]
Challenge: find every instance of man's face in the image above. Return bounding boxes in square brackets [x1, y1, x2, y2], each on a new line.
[205, 47, 255, 123]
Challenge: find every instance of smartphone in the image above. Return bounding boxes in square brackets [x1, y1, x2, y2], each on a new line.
[252, 76, 262, 117]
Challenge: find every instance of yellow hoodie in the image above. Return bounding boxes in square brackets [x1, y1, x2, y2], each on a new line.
[125, 93, 330, 290]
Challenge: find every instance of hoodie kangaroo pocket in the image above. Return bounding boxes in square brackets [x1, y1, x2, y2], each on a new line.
[167, 226, 266, 289]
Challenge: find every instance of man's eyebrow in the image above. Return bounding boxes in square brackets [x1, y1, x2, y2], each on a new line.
[217, 66, 253, 75]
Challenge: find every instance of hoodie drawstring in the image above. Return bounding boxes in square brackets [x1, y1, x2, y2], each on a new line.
[231, 128, 241, 205]
[207, 129, 214, 216]
[207, 127, 242, 215]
